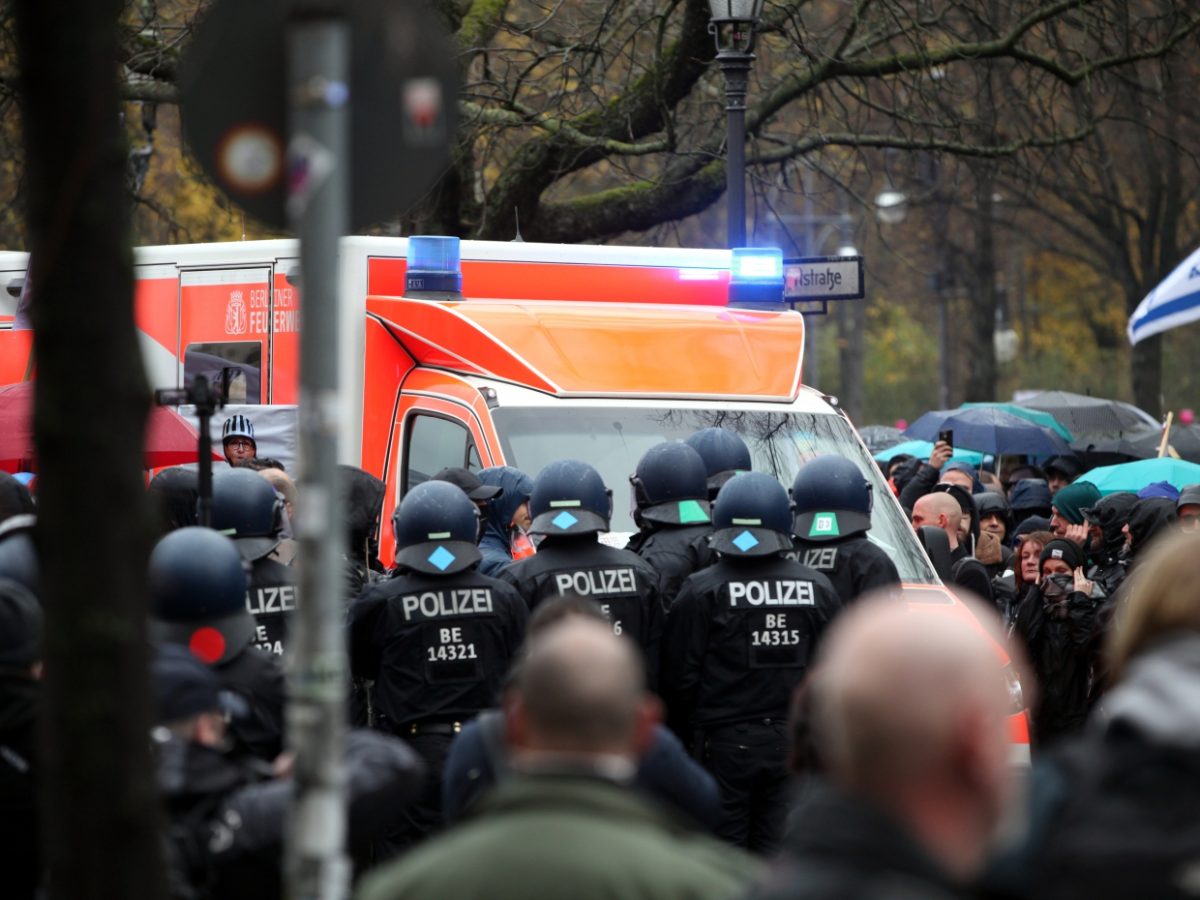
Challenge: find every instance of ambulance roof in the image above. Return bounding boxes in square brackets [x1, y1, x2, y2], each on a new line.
[366, 296, 806, 401]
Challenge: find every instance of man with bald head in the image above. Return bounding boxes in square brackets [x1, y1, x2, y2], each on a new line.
[358, 618, 758, 900]
[751, 595, 1014, 898]
[913, 493, 993, 601]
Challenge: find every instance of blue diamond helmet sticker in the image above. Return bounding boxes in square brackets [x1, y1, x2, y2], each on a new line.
[732, 530, 759, 552]
[427, 546, 456, 571]
[552, 510, 579, 530]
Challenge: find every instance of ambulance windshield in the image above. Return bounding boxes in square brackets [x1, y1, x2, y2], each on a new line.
[492, 407, 938, 584]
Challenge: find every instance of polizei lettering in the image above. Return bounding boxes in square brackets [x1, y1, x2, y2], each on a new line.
[801, 547, 838, 571]
[553, 568, 637, 597]
[246, 585, 297, 615]
[400, 588, 494, 621]
[728, 580, 816, 607]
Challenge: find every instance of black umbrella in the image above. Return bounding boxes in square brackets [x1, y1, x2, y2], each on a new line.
[1021, 390, 1157, 438]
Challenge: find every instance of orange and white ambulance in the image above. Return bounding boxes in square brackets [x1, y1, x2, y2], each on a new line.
[0, 235, 1029, 756]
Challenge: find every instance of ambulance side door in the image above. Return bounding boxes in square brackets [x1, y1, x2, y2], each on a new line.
[178, 268, 273, 404]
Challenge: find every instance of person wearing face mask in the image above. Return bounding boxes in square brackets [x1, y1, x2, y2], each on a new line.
[1012, 539, 1105, 749]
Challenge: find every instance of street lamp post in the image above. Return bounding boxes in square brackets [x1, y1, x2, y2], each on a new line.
[709, 0, 763, 249]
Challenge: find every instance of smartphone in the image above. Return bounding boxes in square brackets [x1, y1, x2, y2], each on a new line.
[938, 429, 953, 447]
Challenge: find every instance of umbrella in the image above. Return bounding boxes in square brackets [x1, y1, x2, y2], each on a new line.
[874, 440, 985, 466]
[1020, 390, 1157, 438]
[1071, 426, 1161, 466]
[959, 402, 1074, 441]
[0, 380, 218, 471]
[1079, 457, 1200, 496]
[858, 425, 904, 455]
[1128, 244, 1200, 345]
[904, 407, 1071, 457]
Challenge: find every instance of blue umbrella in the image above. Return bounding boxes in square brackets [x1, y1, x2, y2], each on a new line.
[1079, 458, 1200, 495]
[959, 402, 1074, 441]
[874, 440, 985, 466]
[904, 407, 1071, 457]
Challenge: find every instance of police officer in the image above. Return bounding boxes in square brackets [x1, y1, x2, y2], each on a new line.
[500, 459, 664, 684]
[212, 468, 297, 657]
[661, 471, 838, 853]
[624, 442, 712, 606]
[149, 526, 287, 763]
[348, 480, 528, 858]
[789, 455, 900, 609]
[685, 426, 752, 501]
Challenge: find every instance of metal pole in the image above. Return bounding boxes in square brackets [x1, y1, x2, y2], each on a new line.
[285, 13, 350, 900]
[719, 50, 752, 248]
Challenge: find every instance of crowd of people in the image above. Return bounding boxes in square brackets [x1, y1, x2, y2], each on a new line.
[3, 414, 1200, 898]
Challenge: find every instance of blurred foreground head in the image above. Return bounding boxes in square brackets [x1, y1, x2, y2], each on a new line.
[505, 617, 659, 765]
[810, 593, 1014, 879]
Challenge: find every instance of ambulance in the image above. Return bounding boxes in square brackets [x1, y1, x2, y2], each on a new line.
[0, 235, 1029, 755]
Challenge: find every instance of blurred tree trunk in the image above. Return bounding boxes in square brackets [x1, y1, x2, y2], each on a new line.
[14, 1, 166, 898]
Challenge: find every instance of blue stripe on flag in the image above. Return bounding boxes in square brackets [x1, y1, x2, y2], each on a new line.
[1131, 287, 1200, 336]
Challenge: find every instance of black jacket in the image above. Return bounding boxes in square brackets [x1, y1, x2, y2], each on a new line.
[749, 780, 965, 899]
[626, 522, 712, 607]
[787, 535, 901, 608]
[660, 555, 837, 733]
[214, 647, 287, 762]
[1012, 584, 1103, 747]
[0, 673, 40, 900]
[348, 566, 528, 729]
[160, 730, 424, 900]
[898, 462, 941, 513]
[501, 534, 664, 686]
[1000, 634, 1200, 900]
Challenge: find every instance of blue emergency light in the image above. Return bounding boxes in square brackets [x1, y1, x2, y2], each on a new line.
[406, 235, 463, 298]
[728, 247, 785, 308]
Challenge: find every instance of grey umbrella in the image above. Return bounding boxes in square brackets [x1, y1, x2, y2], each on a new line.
[1020, 390, 1157, 438]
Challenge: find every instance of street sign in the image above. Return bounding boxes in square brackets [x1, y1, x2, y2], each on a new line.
[178, 0, 458, 230]
[783, 255, 864, 302]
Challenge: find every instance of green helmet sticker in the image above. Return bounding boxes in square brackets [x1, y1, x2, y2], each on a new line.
[677, 500, 710, 524]
[809, 512, 840, 538]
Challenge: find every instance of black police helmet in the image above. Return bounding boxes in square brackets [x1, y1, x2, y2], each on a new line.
[392, 480, 482, 575]
[631, 442, 711, 527]
[149, 527, 253, 666]
[211, 468, 285, 561]
[709, 472, 794, 558]
[0, 514, 39, 596]
[790, 456, 873, 542]
[685, 427, 751, 496]
[529, 459, 612, 536]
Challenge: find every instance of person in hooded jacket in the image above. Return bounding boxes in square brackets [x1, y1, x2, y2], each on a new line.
[1012, 539, 1105, 748]
[897, 440, 953, 512]
[338, 465, 387, 599]
[974, 491, 1017, 616]
[1007, 530, 1200, 900]
[1177, 484, 1200, 533]
[1123, 497, 1177, 565]
[1009, 478, 1054, 534]
[475, 466, 535, 579]
[1079, 492, 1137, 598]
[0, 578, 43, 900]
[624, 442, 712, 607]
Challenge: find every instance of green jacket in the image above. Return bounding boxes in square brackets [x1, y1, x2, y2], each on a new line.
[357, 773, 759, 900]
